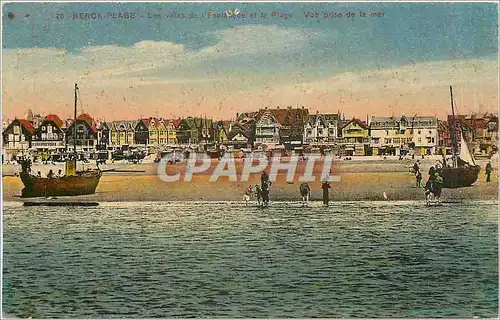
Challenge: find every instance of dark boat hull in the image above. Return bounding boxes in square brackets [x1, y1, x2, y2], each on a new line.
[439, 165, 481, 188]
[23, 201, 99, 207]
[20, 171, 101, 198]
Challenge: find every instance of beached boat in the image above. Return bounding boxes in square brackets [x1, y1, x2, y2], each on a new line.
[439, 86, 480, 188]
[19, 84, 101, 198]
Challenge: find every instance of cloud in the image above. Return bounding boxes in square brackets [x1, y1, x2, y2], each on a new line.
[3, 24, 323, 82]
[198, 25, 327, 59]
[1, 24, 497, 121]
[259, 57, 498, 117]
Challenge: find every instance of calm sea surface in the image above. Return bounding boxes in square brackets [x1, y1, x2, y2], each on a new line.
[2, 201, 498, 318]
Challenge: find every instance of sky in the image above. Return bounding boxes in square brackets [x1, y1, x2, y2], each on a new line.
[2, 2, 498, 121]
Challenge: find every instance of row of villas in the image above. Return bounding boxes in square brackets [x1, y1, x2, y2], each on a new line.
[3, 107, 498, 160]
[251, 107, 497, 156]
[2, 113, 245, 160]
[251, 107, 439, 156]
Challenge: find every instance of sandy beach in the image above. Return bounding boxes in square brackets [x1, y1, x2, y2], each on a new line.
[2, 158, 498, 203]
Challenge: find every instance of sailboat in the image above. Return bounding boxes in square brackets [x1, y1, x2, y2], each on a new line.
[439, 86, 480, 188]
[19, 84, 102, 198]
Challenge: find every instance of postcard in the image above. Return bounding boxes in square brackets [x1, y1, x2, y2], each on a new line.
[1, 1, 498, 318]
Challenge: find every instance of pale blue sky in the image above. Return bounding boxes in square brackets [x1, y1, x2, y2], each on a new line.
[2, 2, 498, 120]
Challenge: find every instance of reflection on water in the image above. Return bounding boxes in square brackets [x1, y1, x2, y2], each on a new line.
[3, 201, 498, 318]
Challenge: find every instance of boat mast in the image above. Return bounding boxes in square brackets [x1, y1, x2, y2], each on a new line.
[74, 83, 78, 160]
[449, 86, 458, 167]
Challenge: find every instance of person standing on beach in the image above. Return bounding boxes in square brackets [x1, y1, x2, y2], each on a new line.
[261, 171, 269, 185]
[485, 161, 492, 182]
[413, 161, 420, 174]
[321, 178, 331, 206]
[428, 165, 436, 181]
[415, 170, 422, 187]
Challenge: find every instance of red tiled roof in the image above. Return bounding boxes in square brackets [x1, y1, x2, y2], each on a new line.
[137, 118, 150, 126]
[256, 108, 308, 126]
[473, 118, 487, 129]
[343, 118, 368, 130]
[172, 118, 182, 129]
[17, 119, 35, 135]
[76, 113, 97, 133]
[45, 114, 64, 128]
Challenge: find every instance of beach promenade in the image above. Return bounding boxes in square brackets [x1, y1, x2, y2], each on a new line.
[2, 158, 498, 202]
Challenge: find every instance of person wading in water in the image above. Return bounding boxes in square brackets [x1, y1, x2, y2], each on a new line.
[243, 185, 253, 206]
[299, 182, 311, 206]
[432, 172, 444, 202]
[261, 171, 271, 207]
[254, 184, 262, 206]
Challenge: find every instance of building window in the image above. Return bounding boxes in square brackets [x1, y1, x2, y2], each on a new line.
[418, 130, 421, 134]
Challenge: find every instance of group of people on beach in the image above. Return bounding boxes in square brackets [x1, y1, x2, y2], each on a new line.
[243, 171, 332, 207]
[243, 171, 272, 207]
[412, 160, 444, 202]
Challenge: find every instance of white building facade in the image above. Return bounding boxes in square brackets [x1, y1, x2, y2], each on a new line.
[254, 109, 281, 145]
[304, 113, 342, 144]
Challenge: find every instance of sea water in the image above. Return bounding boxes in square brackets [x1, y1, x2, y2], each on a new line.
[2, 201, 498, 318]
